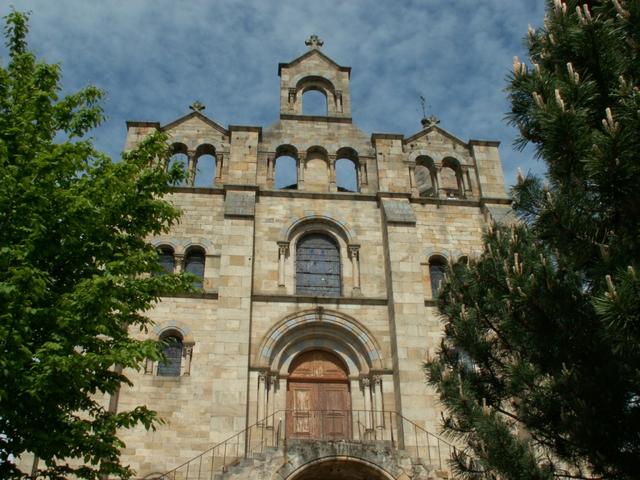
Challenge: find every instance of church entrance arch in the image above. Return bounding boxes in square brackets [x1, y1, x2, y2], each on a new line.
[287, 350, 351, 440]
[286, 457, 395, 480]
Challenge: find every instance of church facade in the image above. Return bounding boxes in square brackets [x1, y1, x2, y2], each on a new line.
[117, 37, 511, 480]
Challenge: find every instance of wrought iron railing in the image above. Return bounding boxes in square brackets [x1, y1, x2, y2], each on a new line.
[155, 409, 456, 480]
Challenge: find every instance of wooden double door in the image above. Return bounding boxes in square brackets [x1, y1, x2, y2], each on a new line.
[287, 350, 351, 440]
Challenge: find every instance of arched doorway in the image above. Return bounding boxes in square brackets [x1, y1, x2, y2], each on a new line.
[287, 350, 351, 440]
[287, 457, 395, 480]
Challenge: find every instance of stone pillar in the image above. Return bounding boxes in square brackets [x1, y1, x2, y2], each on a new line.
[408, 163, 418, 197]
[360, 377, 372, 430]
[359, 160, 368, 189]
[329, 155, 337, 192]
[277, 242, 289, 288]
[297, 154, 305, 189]
[256, 370, 267, 422]
[372, 375, 384, 429]
[349, 244, 361, 294]
[182, 345, 194, 375]
[174, 254, 184, 273]
[215, 153, 224, 184]
[187, 149, 197, 186]
[211, 189, 256, 445]
[380, 198, 439, 443]
[267, 156, 274, 188]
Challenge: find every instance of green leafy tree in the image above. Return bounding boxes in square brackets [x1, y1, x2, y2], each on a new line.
[0, 11, 191, 479]
[426, 1, 640, 479]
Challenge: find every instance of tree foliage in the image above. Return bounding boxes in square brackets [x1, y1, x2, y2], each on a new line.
[0, 11, 191, 479]
[426, 1, 640, 479]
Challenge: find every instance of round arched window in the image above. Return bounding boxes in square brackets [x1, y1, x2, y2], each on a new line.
[157, 332, 183, 377]
[296, 233, 341, 297]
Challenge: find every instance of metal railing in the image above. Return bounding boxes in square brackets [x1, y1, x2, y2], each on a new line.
[156, 409, 455, 480]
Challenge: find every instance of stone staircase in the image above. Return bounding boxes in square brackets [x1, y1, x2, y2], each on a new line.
[153, 410, 455, 480]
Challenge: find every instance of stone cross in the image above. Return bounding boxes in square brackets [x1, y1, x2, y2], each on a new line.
[305, 34, 324, 49]
[189, 101, 206, 112]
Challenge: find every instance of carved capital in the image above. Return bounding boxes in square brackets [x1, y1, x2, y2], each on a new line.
[360, 377, 371, 389]
[348, 244, 360, 260]
[277, 241, 290, 258]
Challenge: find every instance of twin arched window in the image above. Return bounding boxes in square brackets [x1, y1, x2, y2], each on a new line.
[155, 245, 205, 289]
[295, 233, 341, 297]
[168, 143, 218, 187]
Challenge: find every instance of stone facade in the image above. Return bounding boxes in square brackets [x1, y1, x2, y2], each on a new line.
[115, 39, 511, 479]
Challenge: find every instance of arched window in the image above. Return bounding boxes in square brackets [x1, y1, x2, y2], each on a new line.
[193, 144, 217, 187]
[185, 247, 205, 289]
[429, 256, 447, 298]
[168, 143, 189, 186]
[157, 331, 183, 376]
[274, 155, 298, 190]
[415, 156, 437, 197]
[155, 246, 175, 276]
[302, 89, 327, 116]
[336, 158, 358, 192]
[440, 157, 464, 198]
[336, 147, 359, 192]
[296, 233, 341, 297]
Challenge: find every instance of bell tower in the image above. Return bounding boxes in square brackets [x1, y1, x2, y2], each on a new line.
[278, 35, 352, 120]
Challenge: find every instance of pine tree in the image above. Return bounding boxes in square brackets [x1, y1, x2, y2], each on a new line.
[425, 1, 640, 479]
[0, 11, 192, 479]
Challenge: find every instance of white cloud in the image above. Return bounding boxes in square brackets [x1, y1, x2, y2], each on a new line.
[3, 0, 546, 187]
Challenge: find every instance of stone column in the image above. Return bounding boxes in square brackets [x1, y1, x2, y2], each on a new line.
[372, 375, 384, 429]
[174, 254, 184, 273]
[360, 377, 372, 431]
[267, 156, 274, 188]
[297, 154, 305, 189]
[215, 153, 224, 184]
[257, 370, 268, 422]
[359, 160, 368, 188]
[329, 155, 337, 192]
[277, 242, 289, 288]
[408, 163, 418, 197]
[182, 345, 194, 375]
[349, 244, 361, 294]
[187, 149, 197, 186]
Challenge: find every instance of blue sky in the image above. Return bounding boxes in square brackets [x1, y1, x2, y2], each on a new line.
[4, 0, 546, 187]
